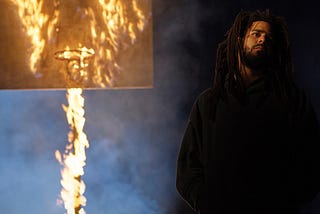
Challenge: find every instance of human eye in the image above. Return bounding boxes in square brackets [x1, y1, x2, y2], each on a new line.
[251, 31, 260, 37]
[267, 35, 273, 41]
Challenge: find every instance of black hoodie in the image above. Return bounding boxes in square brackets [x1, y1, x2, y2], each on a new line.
[176, 78, 320, 214]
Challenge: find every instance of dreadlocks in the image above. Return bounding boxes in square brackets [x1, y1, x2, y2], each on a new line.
[213, 10, 293, 104]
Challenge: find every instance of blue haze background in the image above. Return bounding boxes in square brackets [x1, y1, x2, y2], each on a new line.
[0, 0, 319, 213]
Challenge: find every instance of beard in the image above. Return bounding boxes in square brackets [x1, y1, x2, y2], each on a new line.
[242, 46, 271, 70]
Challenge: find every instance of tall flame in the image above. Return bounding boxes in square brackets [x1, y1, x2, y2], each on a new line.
[47, 0, 60, 45]
[88, 0, 148, 87]
[10, 0, 48, 74]
[55, 88, 89, 214]
[9, 0, 149, 213]
[9, 0, 150, 87]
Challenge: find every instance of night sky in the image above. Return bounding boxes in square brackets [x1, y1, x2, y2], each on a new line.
[0, 0, 319, 213]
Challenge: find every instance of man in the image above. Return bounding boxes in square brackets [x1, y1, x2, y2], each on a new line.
[176, 10, 320, 214]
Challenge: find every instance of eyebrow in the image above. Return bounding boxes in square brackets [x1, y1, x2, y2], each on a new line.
[251, 29, 272, 35]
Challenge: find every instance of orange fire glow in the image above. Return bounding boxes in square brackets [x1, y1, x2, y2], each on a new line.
[88, 0, 148, 87]
[10, 0, 48, 74]
[54, 45, 95, 84]
[55, 88, 89, 214]
[10, 0, 149, 87]
[10, 0, 149, 213]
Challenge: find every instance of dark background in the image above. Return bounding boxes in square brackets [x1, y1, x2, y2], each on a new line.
[0, 0, 319, 213]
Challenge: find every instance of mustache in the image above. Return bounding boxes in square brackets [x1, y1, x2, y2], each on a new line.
[253, 44, 265, 49]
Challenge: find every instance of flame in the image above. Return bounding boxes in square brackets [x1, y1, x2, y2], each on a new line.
[88, 0, 148, 87]
[9, 1, 149, 213]
[10, 0, 49, 74]
[55, 88, 89, 214]
[54, 45, 95, 85]
[47, 0, 60, 45]
[10, 0, 149, 87]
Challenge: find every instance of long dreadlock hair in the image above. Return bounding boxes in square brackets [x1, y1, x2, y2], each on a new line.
[213, 10, 293, 104]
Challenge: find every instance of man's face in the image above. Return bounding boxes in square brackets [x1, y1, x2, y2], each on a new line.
[242, 21, 273, 70]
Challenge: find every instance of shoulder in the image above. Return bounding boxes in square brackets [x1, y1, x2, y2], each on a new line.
[289, 83, 311, 111]
[192, 88, 218, 121]
[289, 83, 319, 126]
[196, 88, 216, 105]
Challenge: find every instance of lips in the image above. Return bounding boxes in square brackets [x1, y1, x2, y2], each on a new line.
[254, 45, 265, 51]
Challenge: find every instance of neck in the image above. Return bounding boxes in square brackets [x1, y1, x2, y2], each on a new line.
[240, 65, 264, 87]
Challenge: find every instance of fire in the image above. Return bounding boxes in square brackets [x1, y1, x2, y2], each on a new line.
[85, 0, 149, 87]
[10, 0, 150, 213]
[47, 0, 60, 45]
[10, 0, 150, 87]
[54, 45, 95, 84]
[9, 0, 49, 75]
[55, 88, 89, 214]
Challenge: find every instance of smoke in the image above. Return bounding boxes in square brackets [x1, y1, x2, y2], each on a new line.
[0, 91, 65, 213]
[80, 1, 218, 213]
[1, 1, 319, 214]
[0, 1, 215, 213]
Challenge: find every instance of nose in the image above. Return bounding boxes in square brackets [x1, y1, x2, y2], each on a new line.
[258, 35, 266, 44]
